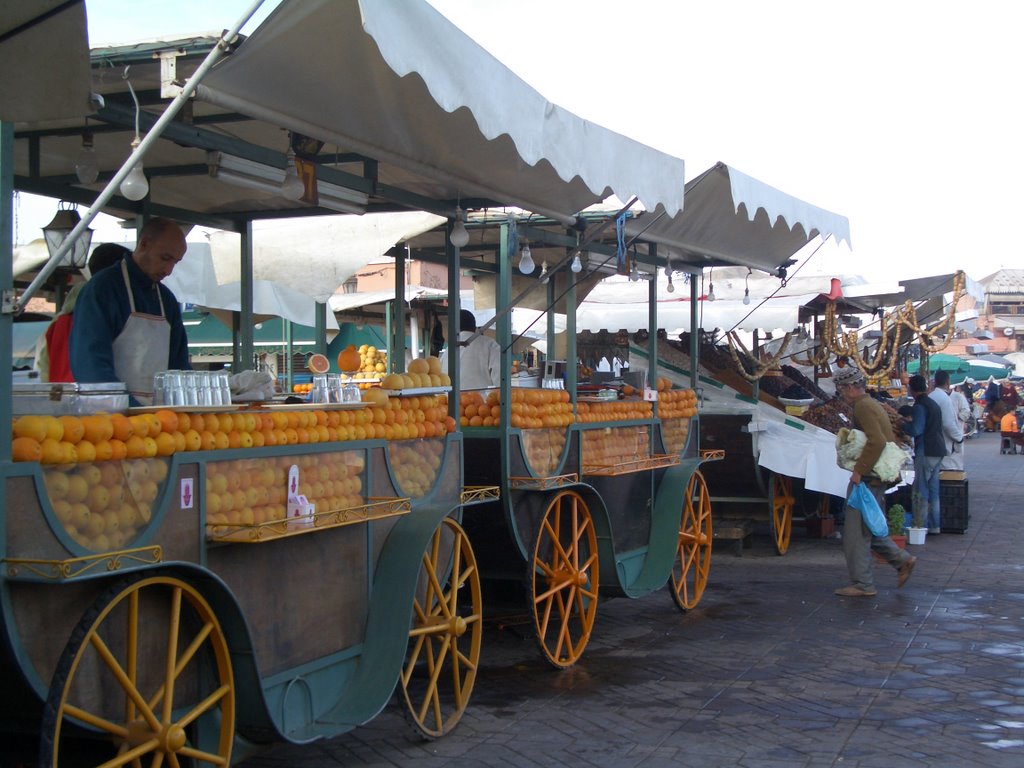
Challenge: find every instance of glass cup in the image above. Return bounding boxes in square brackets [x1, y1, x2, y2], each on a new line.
[152, 372, 168, 406]
[216, 371, 232, 405]
[310, 374, 330, 404]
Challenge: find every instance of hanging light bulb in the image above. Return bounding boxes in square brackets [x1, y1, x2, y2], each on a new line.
[449, 207, 470, 248]
[742, 268, 752, 305]
[519, 243, 535, 274]
[120, 70, 149, 201]
[120, 138, 149, 201]
[707, 281, 716, 301]
[74, 131, 99, 185]
[570, 253, 582, 273]
[666, 274, 675, 293]
[540, 260, 549, 283]
[280, 148, 304, 200]
[629, 260, 639, 282]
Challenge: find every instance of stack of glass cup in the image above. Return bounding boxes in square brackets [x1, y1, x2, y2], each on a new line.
[153, 370, 232, 407]
[309, 373, 360, 404]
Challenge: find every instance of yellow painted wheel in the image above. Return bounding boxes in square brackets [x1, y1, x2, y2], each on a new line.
[770, 473, 795, 555]
[401, 518, 482, 739]
[529, 491, 599, 668]
[670, 470, 713, 610]
[40, 575, 235, 767]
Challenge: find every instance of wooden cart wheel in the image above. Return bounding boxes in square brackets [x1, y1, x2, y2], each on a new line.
[400, 517, 482, 740]
[670, 470, 713, 611]
[40, 575, 235, 768]
[769, 473, 795, 555]
[529, 490, 599, 669]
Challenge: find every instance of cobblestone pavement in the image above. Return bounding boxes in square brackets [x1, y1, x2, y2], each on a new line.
[68, 431, 1024, 768]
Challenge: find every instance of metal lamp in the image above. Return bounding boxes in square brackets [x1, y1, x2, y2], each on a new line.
[43, 202, 93, 269]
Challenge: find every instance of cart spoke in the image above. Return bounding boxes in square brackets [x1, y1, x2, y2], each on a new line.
[95, 738, 159, 768]
[126, 589, 139, 726]
[90, 632, 162, 732]
[176, 683, 231, 728]
[62, 704, 129, 738]
[176, 745, 228, 766]
[161, 587, 183, 723]
[149, 752, 164, 768]
[147, 621, 215, 713]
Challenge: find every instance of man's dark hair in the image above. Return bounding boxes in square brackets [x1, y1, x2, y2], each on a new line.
[908, 374, 928, 394]
[459, 309, 477, 332]
[934, 368, 950, 388]
[87, 243, 131, 275]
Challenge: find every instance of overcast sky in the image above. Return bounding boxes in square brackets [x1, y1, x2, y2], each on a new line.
[15, 0, 1021, 284]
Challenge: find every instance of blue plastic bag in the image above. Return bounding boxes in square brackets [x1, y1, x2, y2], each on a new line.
[848, 483, 889, 537]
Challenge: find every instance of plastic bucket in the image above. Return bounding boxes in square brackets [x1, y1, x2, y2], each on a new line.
[907, 526, 927, 545]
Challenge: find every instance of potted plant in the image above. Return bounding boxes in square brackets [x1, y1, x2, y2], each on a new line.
[887, 503, 907, 549]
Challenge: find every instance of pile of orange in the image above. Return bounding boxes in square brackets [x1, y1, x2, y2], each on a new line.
[657, 387, 698, 419]
[460, 388, 574, 429]
[387, 439, 445, 498]
[205, 451, 365, 530]
[582, 425, 651, 468]
[11, 401, 457, 466]
[575, 399, 653, 423]
[42, 457, 167, 551]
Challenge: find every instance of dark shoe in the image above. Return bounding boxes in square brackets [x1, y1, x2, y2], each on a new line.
[897, 556, 917, 588]
[835, 585, 877, 597]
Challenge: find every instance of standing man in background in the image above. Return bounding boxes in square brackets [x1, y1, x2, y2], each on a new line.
[903, 374, 947, 534]
[70, 217, 191, 405]
[930, 369, 965, 471]
[439, 309, 500, 390]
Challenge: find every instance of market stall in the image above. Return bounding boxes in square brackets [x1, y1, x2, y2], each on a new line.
[1, 0, 695, 763]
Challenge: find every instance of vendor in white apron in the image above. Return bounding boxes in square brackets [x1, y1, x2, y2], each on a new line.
[69, 218, 191, 406]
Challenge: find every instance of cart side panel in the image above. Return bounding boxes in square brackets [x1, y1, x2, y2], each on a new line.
[460, 435, 517, 577]
[583, 472, 653, 554]
[698, 414, 762, 506]
[206, 526, 368, 679]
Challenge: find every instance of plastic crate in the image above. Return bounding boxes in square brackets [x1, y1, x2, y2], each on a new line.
[940, 479, 969, 534]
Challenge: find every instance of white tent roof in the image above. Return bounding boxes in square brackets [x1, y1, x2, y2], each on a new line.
[1, 1, 92, 122]
[207, 212, 444, 302]
[624, 163, 851, 274]
[197, 0, 686, 221]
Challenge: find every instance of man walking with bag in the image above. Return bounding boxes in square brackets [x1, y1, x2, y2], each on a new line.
[832, 367, 917, 597]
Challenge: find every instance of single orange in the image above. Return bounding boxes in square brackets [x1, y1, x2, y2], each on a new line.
[12, 436, 42, 462]
[109, 439, 128, 461]
[110, 414, 134, 442]
[58, 416, 85, 444]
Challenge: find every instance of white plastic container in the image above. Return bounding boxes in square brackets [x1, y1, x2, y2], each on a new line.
[907, 526, 927, 545]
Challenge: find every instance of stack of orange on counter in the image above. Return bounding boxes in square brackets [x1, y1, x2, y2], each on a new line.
[11, 397, 456, 466]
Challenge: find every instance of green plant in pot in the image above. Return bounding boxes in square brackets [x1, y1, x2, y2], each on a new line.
[887, 503, 907, 546]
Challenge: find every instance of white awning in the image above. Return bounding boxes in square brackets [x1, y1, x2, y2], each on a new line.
[0, 0, 92, 121]
[197, 0, 686, 221]
[624, 163, 851, 274]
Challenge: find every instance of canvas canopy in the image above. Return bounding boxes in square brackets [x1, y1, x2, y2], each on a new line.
[196, 0, 686, 223]
[623, 163, 851, 275]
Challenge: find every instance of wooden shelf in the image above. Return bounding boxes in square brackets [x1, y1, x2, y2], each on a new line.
[582, 453, 680, 477]
[508, 473, 579, 490]
[206, 497, 410, 543]
[461, 485, 501, 505]
[3, 545, 163, 581]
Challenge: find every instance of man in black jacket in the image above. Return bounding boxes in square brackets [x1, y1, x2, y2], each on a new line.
[903, 374, 947, 533]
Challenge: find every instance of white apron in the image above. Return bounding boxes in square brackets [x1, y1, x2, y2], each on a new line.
[112, 261, 170, 406]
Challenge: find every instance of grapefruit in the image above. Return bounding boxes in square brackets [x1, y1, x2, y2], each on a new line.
[308, 353, 330, 374]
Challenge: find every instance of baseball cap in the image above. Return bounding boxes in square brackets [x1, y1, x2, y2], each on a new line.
[832, 366, 866, 387]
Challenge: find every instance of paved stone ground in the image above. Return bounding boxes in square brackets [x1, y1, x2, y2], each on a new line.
[10, 433, 1014, 768]
[238, 430, 1023, 768]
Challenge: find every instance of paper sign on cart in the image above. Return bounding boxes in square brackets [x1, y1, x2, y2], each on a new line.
[643, 388, 658, 401]
[286, 464, 315, 527]
[180, 478, 194, 509]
